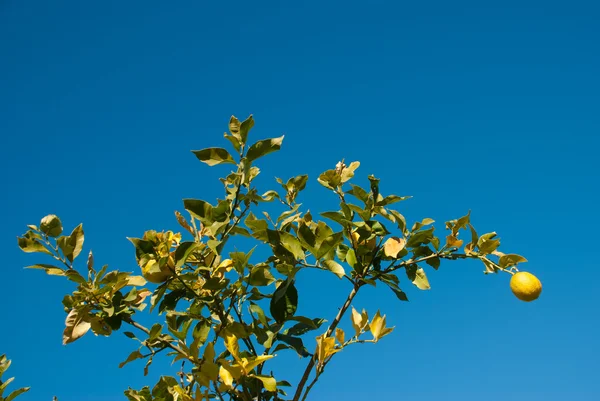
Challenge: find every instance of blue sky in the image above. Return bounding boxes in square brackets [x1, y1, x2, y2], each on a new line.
[1, 1, 599, 400]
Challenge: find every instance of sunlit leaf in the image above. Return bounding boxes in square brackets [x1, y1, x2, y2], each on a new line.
[246, 136, 284, 162]
[383, 237, 406, 258]
[322, 260, 345, 279]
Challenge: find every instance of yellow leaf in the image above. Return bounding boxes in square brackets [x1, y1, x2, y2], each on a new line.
[223, 331, 240, 361]
[213, 259, 235, 277]
[252, 374, 277, 392]
[63, 309, 91, 345]
[410, 266, 431, 290]
[322, 260, 345, 279]
[126, 275, 147, 287]
[315, 334, 338, 364]
[219, 366, 234, 388]
[203, 342, 215, 361]
[350, 307, 369, 337]
[445, 235, 463, 248]
[219, 359, 244, 379]
[202, 361, 219, 381]
[335, 328, 345, 345]
[369, 310, 394, 342]
[241, 354, 274, 374]
[383, 237, 406, 258]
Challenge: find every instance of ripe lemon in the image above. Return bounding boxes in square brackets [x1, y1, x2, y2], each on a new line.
[510, 271, 542, 302]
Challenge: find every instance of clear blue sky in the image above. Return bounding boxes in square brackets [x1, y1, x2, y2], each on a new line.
[1, 1, 599, 400]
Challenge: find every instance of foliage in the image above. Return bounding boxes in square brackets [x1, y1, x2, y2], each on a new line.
[0, 355, 29, 401]
[16, 115, 529, 401]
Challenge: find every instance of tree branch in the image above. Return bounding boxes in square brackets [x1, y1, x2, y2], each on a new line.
[292, 282, 361, 401]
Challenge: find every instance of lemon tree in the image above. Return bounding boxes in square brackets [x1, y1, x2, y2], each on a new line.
[15, 115, 541, 401]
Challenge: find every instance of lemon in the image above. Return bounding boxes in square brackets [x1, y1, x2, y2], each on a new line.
[351, 231, 376, 250]
[510, 271, 542, 302]
[141, 259, 174, 284]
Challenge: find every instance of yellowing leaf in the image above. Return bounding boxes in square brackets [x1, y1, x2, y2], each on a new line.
[369, 310, 394, 342]
[407, 266, 431, 290]
[340, 161, 360, 183]
[350, 307, 369, 337]
[383, 237, 406, 258]
[252, 374, 277, 392]
[335, 328, 345, 345]
[223, 331, 240, 361]
[315, 334, 338, 364]
[219, 359, 244, 380]
[445, 235, 463, 248]
[219, 366, 234, 388]
[126, 275, 147, 287]
[63, 309, 91, 345]
[213, 258, 235, 278]
[322, 260, 345, 279]
[203, 342, 216, 361]
[240, 354, 274, 373]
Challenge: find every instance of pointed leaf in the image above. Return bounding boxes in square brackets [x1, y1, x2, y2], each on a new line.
[246, 136, 284, 162]
[322, 260, 345, 279]
[192, 147, 236, 166]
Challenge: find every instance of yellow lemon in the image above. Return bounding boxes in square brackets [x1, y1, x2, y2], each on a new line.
[351, 230, 376, 250]
[510, 271, 542, 302]
[141, 259, 173, 284]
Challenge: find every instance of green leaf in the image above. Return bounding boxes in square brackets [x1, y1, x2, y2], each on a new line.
[406, 265, 431, 290]
[65, 270, 87, 285]
[270, 279, 298, 324]
[346, 249, 358, 269]
[119, 349, 144, 368]
[224, 134, 241, 153]
[478, 232, 500, 254]
[499, 254, 528, 268]
[279, 231, 305, 260]
[287, 174, 309, 191]
[340, 161, 360, 183]
[322, 260, 345, 279]
[63, 308, 91, 345]
[192, 147, 236, 166]
[412, 218, 435, 232]
[183, 199, 213, 224]
[345, 185, 369, 203]
[425, 257, 441, 270]
[25, 264, 64, 276]
[319, 211, 349, 226]
[246, 136, 284, 162]
[286, 317, 326, 336]
[40, 214, 63, 237]
[315, 232, 343, 259]
[174, 242, 202, 268]
[382, 279, 409, 302]
[297, 223, 317, 250]
[248, 265, 275, 287]
[388, 210, 407, 233]
[317, 169, 341, 189]
[250, 303, 269, 327]
[275, 334, 310, 357]
[239, 115, 255, 144]
[253, 375, 277, 392]
[376, 195, 411, 207]
[229, 115, 241, 139]
[58, 224, 85, 263]
[406, 227, 435, 248]
[6, 387, 30, 401]
[261, 190, 280, 202]
[17, 237, 52, 255]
